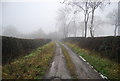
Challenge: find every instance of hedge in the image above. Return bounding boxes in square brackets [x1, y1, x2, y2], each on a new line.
[2, 36, 51, 65]
[63, 36, 120, 63]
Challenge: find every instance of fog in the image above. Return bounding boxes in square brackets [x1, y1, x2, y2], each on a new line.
[0, 0, 119, 39]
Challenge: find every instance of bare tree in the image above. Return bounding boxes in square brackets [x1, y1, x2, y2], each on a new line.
[63, 0, 92, 37]
[72, 12, 77, 37]
[62, 0, 110, 37]
[107, 9, 118, 36]
[56, 6, 71, 38]
[57, 7, 66, 38]
[89, 2, 102, 37]
[88, 0, 110, 37]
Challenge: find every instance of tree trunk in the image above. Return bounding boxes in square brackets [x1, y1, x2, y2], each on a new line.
[74, 20, 76, 37]
[64, 24, 66, 38]
[85, 21, 87, 37]
[114, 25, 117, 36]
[90, 9, 95, 37]
[84, 2, 88, 38]
[66, 26, 68, 37]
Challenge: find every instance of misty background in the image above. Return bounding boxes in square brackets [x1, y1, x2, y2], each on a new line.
[0, 0, 119, 40]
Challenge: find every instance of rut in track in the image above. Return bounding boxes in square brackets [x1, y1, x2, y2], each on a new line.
[45, 42, 71, 79]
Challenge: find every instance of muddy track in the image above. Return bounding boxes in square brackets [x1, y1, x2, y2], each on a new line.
[61, 43, 105, 80]
[45, 42, 71, 79]
[45, 42, 105, 80]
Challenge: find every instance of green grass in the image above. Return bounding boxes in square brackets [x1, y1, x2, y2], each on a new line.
[65, 42, 120, 80]
[2, 42, 56, 79]
[60, 44, 77, 79]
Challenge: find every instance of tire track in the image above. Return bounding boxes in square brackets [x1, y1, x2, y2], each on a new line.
[45, 42, 71, 79]
[61, 42, 105, 80]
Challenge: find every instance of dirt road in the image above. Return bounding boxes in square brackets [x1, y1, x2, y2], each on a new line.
[45, 42, 71, 79]
[45, 42, 105, 80]
[61, 43, 103, 79]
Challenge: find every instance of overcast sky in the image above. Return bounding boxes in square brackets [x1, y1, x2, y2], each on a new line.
[1, 0, 63, 34]
[0, 0, 119, 37]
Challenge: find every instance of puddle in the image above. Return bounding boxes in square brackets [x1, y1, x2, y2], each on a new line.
[50, 61, 55, 71]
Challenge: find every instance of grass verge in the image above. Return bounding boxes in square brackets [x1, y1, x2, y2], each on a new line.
[2, 42, 56, 79]
[60, 43, 77, 79]
[65, 42, 120, 80]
